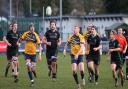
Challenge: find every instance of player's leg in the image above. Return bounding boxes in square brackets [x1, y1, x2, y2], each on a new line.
[31, 62, 37, 78]
[86, 55, 92, 82]
[72, 63, 80, 89]
[78, 55, 85, 86]
[111, 63, 118, 87]
[12, 56, 19, 83]
[87, 60, 95, 82]
[51, 49, 58, 80]
[5, 54, 12, 77]
[51, 57, 57, 80]
[46, 51, 52, 77]
[94, 55, 100, 85]
[94, 64, 99, 85]
[117, 62, 124, 87]
[71, 55, 81, 89]
[25, 54, 34, 86]
[31, 55, 37, 78]
[125, 56, 128, 80]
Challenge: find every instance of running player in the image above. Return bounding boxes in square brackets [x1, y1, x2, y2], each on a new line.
[43, 20, 61, 80]
[19, 23, 42, 86]
[4, 22, 20, 82]
[86, 25, 102, 85]
[3, 23, 13, 77]
[63, 26, 85, 89]
[109, 30, 124, 87]
[116, 28, 127, 64]
[122, 29, 128, 80]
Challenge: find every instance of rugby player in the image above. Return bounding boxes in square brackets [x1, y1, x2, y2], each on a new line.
[63, 26, 85, 89]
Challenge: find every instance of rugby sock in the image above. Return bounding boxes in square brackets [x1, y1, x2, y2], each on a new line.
[73, 73, 79, 84]
[56, 63, 58, 73]
[14, 75, 17, 79]
[126, 67, 128, 75]
[28, 71, 33, 80]
[52, 73, 56, 78]
[90, 70, 94, 76]
[95, 74, 98, 82]
[5, 63, 11, 77]
[80, 71, 84, 79]
[32, 71, 37, 78]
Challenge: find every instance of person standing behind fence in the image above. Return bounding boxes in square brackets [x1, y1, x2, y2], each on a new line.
[19, 23, 42, 87]
[43, 20, 61, 81]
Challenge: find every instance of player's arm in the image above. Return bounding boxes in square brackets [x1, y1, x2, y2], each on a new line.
[63, 42, 69, 57]
[58, 38, 61, 46]
[75, 42, 85, 59]
[36, 34, 43, 61]
[57, 32, 61, 46]
[17, 32, 27, 43]
[3, 34, 11, 46]
[63, 35, 72, 57]
[43, 36, 51, 46]
[109, 41, 121, 52]
[123, 38, 127, 53]
[93, 36, 102, 51]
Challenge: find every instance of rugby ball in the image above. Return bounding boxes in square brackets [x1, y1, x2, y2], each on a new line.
[46, 6, 52, 16]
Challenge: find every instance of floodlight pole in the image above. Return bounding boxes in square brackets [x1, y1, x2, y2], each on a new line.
[29, 0, 32, 16]
[60, 0, 62, 38]
[42, 6, 45, 32]
[9, 0, 12, 20]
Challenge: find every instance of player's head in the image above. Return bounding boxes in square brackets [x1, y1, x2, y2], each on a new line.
[117, 28, 123, 35]
[91, 25, 97, 35]
[12, 21, 18, 33]
[73, 26, 80, 35]
[29, 23, 35, 33]
[87, 24, 93, 32]
[9, 23, 12, 30]
[50, 20, 57, 30]
[110, 30, 116, 40]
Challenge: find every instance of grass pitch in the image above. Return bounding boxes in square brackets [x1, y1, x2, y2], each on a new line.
[0, 53, 128, 89]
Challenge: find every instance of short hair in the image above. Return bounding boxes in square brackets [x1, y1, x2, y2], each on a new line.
[11, 21, 17, 27]
[91, 25, 96, 29]
[111, 30, 117, 35]
[28, 23, 34, 29]
[50, 19, 56, 25]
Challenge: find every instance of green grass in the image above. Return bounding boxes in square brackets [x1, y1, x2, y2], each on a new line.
[0, 53, 128, 89]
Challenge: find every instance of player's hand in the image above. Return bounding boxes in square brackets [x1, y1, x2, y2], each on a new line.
[74, 54, 78, 60]
[58, 42, 61, 46]
[109, 49, 113, 52]
[47, 42, 51, 46]
[16, 42, 20, 46]
[123, 50, 126, 54]
[7, 42, 11, 46]
[63, 50, 66, 57]
[38, 55, 42, 62]
[93, 48, 98, 51]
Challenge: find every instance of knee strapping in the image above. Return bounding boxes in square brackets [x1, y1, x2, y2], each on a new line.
[26, 61, 31, 67]
[31, 63, 36, 71]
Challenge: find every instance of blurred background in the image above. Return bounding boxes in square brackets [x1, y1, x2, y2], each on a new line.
[0, 0, 128, 53]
